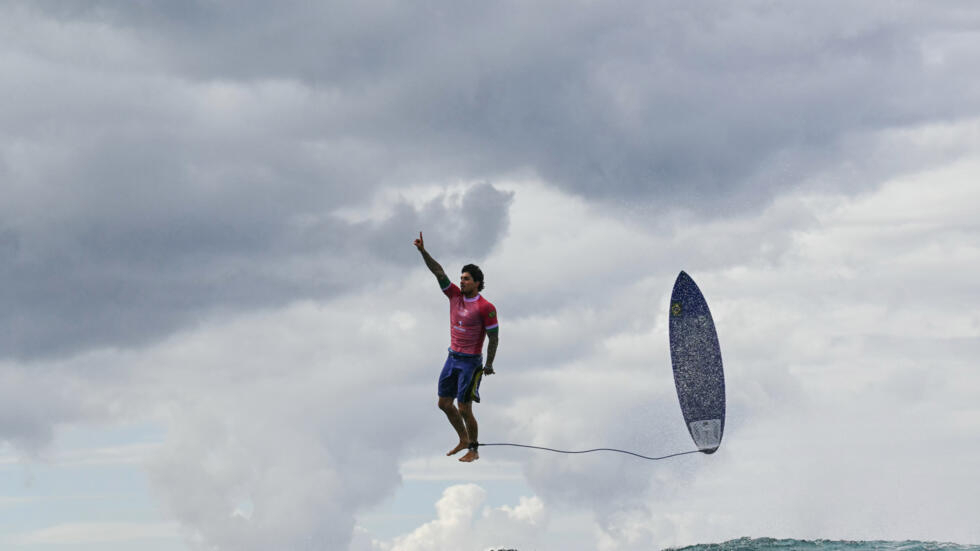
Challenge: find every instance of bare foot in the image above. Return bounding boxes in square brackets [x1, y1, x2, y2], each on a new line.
[447, 442, 468, 456]
[459, 450, 479, 462]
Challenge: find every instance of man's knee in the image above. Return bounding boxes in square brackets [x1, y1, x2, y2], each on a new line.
[457, 401, 473, 416]
[438, 397, 455, 412]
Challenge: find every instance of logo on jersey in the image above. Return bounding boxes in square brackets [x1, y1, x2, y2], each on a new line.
[489, 310, 496, 318]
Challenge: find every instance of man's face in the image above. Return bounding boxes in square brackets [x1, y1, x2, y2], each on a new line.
[460, 272, 478, 295]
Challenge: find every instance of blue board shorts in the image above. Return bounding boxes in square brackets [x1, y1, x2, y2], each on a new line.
[438, 349, 483, 403]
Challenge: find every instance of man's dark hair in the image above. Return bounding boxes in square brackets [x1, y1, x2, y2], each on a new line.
[462, 264, 485, 292]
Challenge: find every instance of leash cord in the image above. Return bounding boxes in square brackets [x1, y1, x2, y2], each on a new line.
[478, 442, 702, 461]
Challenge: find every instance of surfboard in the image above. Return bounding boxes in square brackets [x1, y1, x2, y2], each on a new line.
[669, 271, 725, 454]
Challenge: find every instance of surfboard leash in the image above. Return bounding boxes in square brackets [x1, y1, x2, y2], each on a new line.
[475, 442, 703, 461]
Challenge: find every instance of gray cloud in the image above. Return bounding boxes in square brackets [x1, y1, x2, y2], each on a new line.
[4, 1, 977, 360]
[0, 367, 99, 453]
[16, 1, 980, 206]
[0, 175, 511, 359]
[3, 0, 518, 359]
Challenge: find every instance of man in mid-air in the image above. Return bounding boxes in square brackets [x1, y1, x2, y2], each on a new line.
[414, 232, 498, 463]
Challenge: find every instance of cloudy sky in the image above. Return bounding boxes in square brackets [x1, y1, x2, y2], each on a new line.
[2, 1, 979, 550]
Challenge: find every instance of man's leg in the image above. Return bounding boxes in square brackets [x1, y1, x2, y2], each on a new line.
[438, 397, 470, 456]
[457, 401, 479, 462]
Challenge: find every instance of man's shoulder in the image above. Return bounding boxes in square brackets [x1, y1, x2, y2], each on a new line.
[478, 296, 497, 317]
[480, 296, 498, 328]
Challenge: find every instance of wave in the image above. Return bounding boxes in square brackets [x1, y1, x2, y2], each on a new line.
[665, 537, 980, 551]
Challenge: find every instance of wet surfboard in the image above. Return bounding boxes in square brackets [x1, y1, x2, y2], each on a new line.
[669, 271, 726, 454]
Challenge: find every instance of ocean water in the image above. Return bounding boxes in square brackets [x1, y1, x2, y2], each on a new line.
[666, 538, 980, 551]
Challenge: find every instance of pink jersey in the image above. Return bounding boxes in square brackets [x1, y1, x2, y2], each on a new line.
[443, 282, 498, 356]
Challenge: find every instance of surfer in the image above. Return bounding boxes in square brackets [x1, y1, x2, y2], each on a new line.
[414, 231, 499, 463]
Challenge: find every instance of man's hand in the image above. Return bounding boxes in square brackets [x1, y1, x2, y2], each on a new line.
[483, 365, 495, 376]
[416, 231, 448, 282]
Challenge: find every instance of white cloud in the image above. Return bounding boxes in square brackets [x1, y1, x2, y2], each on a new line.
[459, 137, 980, 548]
[138, 296, 438, 550]
[367, 484, 547, 551]
[3, 147, 977, 549]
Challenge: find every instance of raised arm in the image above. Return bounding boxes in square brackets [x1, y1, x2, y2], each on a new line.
[414, 231, 451, 288]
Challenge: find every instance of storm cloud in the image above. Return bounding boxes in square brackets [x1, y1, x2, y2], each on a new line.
[4, 1, 980, 358]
